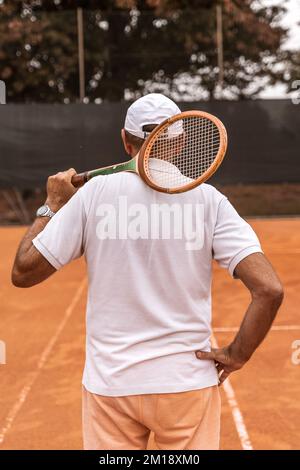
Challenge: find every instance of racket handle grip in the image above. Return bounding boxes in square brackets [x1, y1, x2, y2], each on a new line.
[72, 172, 89, 188]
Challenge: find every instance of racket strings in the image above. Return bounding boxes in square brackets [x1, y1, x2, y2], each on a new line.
[145, 116, 221, 189]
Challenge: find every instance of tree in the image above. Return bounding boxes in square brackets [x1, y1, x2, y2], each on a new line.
[0, 0, 293, 102]
[0, 2, 79, 102]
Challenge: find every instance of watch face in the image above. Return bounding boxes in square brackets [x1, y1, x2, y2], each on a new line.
[36, 205, 49, 217]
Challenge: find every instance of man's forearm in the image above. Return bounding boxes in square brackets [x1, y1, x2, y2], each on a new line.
[230, 290, 283, 363]
[12, 217, 55, 287]
[197, 253, 284, 383]
[16, 217, 50, 261]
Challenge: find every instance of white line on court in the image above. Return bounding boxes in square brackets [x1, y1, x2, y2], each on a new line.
[214, 325, 300, 333]
[0, 279, 86, 446]
[266, 251, 300, 254]
[211, 335, 253, 450]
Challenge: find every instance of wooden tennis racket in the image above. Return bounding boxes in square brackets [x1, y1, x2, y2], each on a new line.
[71, 110, 227, 194]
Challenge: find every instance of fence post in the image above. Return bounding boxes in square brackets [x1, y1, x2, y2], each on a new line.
[216, 4, 224, 92]
[77, 7, 86, 102]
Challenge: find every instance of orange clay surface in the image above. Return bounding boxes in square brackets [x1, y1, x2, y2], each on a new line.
[0, 219, 299, 450]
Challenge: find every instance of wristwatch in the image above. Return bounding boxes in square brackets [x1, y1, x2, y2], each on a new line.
[36, 204, 56, 219]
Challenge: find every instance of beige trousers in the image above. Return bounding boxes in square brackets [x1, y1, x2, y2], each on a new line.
[82, 385, 221, 450]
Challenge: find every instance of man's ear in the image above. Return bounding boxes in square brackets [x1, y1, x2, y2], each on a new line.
[121, 129, 132, 156]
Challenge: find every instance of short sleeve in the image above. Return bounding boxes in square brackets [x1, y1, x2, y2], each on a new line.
[33, 190, 86, 270]
[212, 198, 263, 277]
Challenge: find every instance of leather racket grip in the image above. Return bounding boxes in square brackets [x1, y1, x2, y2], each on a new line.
[71, 172, 88, 188]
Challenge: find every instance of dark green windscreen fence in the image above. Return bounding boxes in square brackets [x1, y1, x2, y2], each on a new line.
[0, 99, 299, 189]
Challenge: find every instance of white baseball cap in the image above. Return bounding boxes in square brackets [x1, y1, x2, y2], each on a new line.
[124, 93, 181, 139]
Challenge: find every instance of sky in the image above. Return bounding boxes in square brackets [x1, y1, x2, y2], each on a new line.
[282, 0, 300, 50]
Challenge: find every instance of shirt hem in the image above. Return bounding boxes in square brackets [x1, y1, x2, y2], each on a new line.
[229, 246, 263, 277]
[32, 237, 62, 270]
[82, 374, 219, 397]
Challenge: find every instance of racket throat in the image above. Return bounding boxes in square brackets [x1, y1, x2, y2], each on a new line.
[88, 157, 137, 179]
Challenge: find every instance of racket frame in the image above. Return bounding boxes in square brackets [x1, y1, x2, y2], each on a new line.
[138, 110, 228, 194]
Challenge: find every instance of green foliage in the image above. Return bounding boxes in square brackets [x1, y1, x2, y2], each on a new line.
[0, 0, 294, 102]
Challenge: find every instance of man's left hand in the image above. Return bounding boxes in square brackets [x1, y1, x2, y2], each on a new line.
[196, 346, 246, 385]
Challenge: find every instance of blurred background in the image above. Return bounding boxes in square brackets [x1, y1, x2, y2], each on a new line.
[0, 0, 299, 224]
[1, 2, 299, 452]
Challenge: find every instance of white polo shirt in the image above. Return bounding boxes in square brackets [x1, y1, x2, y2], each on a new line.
[33, 173, 262, 396]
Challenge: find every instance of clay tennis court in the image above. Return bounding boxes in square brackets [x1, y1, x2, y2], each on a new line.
[0, 218, 299, 450]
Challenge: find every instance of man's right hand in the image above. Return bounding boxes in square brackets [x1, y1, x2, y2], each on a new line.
[45, 168, 78, 213]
